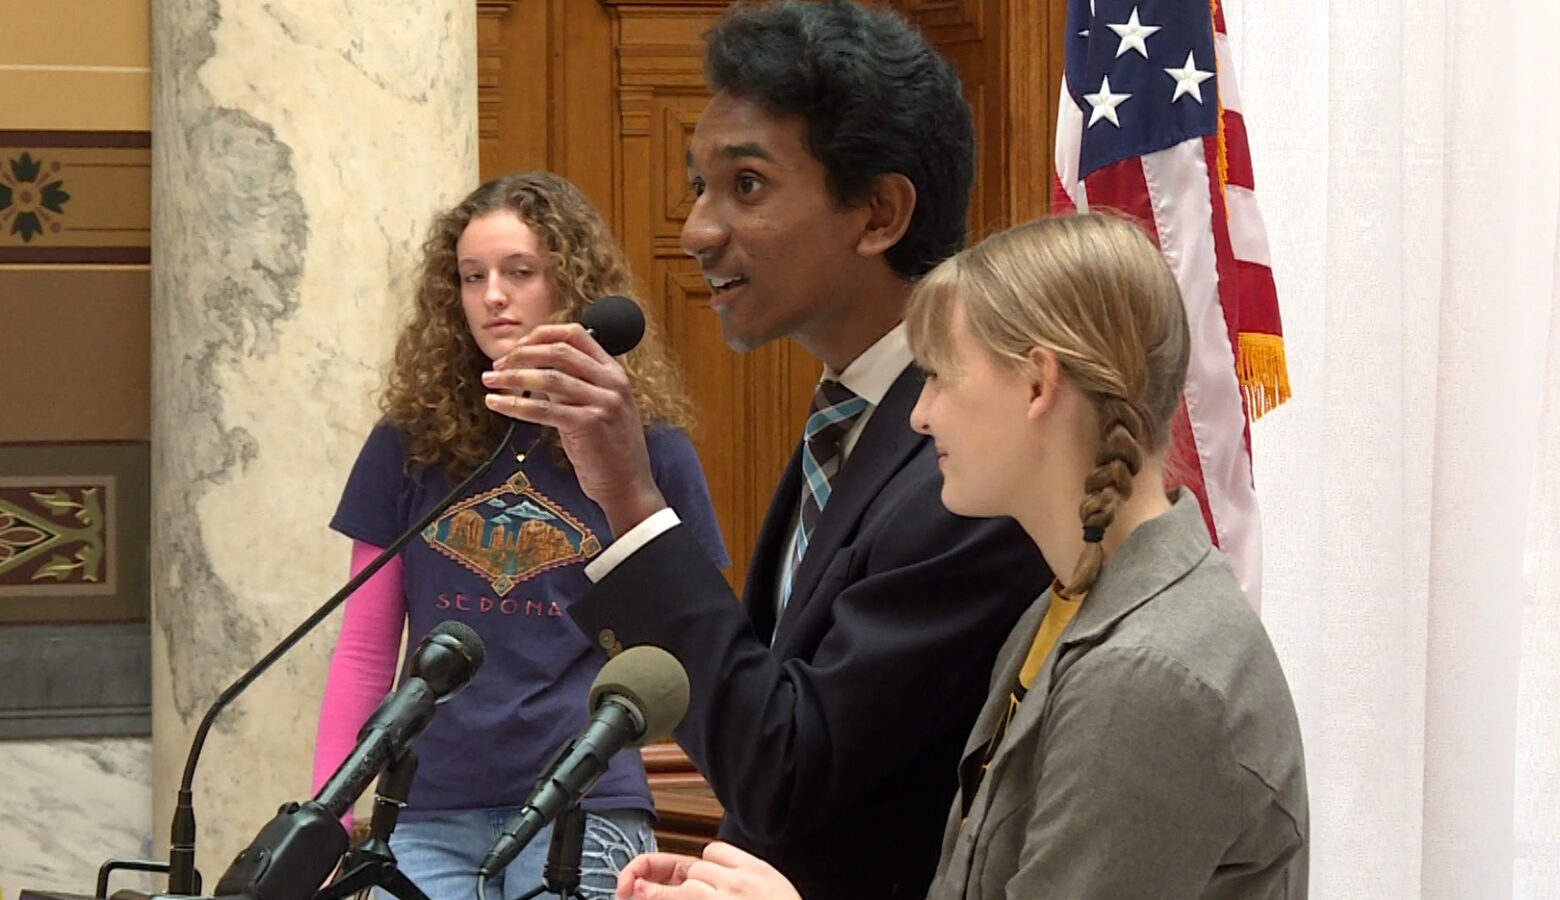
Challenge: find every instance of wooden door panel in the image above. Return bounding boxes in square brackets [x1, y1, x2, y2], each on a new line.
[658, 265, 758, 581]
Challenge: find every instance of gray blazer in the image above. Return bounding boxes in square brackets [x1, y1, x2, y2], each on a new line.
[927, 494, 1308, 899]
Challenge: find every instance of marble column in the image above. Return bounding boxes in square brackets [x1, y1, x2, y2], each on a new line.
[149, 0, 476, 882]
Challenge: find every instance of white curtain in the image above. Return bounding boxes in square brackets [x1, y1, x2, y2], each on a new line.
[1221, 0, 1560, 896]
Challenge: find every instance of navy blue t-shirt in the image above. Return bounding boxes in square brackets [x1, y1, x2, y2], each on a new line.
[331, 421, 728, 818]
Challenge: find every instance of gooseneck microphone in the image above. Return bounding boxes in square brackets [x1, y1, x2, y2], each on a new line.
[210, 622, 485, 900]
[477, 646, 690, 879]
[158, 295, 647, 896]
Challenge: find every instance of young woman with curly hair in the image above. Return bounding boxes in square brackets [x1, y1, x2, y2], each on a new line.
[312, 172, 727, 900]
[615, 213, 1306, 900]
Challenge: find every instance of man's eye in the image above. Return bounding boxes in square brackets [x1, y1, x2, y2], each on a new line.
[690, 178, 705, 197]
[736, 175, 760, 194]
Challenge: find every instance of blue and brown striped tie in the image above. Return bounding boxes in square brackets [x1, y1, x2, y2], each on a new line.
[779, 380, 870, 620]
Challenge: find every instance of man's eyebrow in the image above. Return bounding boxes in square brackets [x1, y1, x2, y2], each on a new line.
[686, 142, 774, 168]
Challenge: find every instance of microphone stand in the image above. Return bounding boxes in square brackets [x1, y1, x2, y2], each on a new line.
[514, 805, 587, 900]
[312, 751, 429, 900]
[153, 420, 519, 896]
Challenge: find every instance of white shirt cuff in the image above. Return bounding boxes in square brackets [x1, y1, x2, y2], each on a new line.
[584, 507, 683, 583]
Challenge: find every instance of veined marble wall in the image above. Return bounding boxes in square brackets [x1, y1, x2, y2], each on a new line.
[0, 740, 153, 896]
[149, 0, 476, 884]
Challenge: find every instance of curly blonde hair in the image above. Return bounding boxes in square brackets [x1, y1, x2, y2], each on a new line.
[906, 212, 1190, 598]
[382, 171, 695, 476]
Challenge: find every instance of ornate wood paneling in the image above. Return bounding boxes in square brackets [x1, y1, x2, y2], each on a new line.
[476, 2, 516, 144]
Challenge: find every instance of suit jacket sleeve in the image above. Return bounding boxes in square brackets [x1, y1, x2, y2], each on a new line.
[569, 462, 1042, 844]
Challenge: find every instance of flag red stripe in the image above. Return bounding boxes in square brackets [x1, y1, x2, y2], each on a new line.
[1221, 110, 1256, 189]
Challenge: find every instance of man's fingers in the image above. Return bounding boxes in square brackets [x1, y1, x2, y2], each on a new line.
[692, 843, 802, 900]
[621, 852, 700, 883]
[482, 363, 576, 398]
[508, 322, 614, 366]
[615, 853, 703, 900]
[498, 333, 598, 372]
[486, 328, 632, 411]
[633, 879, 717, 900]
[482, 389, 602, 431]
[483, 362, 626, 412]
[698, 842, 760, 867]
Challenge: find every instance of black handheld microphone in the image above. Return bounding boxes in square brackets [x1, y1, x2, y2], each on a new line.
[312, 621, 485, 818]
[477, 645, 689, 879]
[209, 622, 485, 900]
[581, 294, 646, 356]
[158, 295, 645, 895]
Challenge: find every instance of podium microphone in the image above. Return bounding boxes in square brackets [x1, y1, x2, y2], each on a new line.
[313, 621, 485, 818]
[478, 646, 689, 879]
[207, 622, 485, 900]
[154, 295, 645, 896]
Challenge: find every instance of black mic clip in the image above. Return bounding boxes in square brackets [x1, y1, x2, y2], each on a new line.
[312, 751, 429, 900]
[476, 698, 641, 880]
[513, 805, 587, 900]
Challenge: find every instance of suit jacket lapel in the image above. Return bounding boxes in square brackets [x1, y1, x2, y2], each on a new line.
[777, 365, 926, 633]
[743, 441, 807, 642]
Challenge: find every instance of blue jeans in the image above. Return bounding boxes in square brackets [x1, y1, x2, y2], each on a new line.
[387, 807, 655, 900]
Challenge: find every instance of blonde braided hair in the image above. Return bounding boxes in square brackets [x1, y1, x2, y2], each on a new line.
[906, 212, 1189, 598]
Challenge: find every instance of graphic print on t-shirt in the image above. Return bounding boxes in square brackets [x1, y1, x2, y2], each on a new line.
[422, 470, 601, 595]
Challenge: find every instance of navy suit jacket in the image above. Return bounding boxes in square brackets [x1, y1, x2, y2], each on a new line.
[571, 365, 1047, 900]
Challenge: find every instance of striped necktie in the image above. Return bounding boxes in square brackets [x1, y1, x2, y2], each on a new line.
[779, 380, 870, 622]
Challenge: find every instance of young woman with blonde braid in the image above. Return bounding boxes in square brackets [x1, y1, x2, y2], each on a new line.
[313, 172, 727, 900]
[614, 213, 1307, 899]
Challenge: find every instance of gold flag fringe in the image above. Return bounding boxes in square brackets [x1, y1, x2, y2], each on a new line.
[1236, 332, 1291, 420]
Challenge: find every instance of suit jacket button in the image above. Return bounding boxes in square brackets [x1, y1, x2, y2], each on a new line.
[597, 628, 623, 656]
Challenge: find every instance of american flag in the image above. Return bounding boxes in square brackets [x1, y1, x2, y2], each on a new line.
[1052, 0, 1290, 608]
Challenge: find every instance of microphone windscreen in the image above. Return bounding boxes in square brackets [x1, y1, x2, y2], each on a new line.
[412, 620, 487, 699]
[581, 294, 646, 356]
[587, 645, 690, 749]
[431, 619, 487, 671]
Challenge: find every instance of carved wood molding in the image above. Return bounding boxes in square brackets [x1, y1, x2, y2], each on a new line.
[476, 1, 518, 141]
[899, 0, 982, 41]
[621, 86, 653, 138]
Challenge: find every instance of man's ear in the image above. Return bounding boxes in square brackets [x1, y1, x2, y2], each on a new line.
[856, 172, 916, 259]
[1025, 346, 1062, 419]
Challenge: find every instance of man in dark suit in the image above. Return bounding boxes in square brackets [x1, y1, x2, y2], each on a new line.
[482, 3, 1048, 898]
